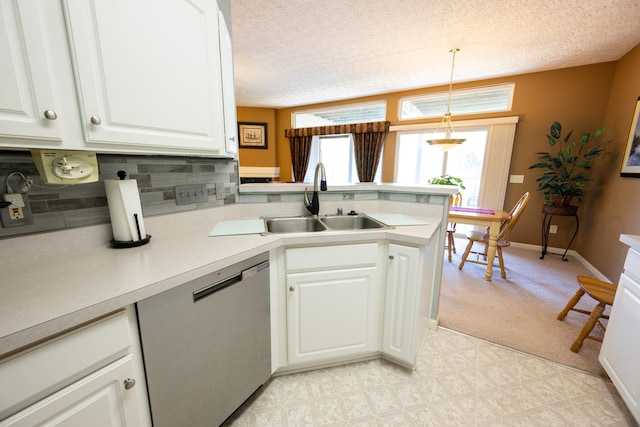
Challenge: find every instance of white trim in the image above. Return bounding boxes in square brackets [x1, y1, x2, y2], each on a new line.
[389, 115, 519, 132]
[239, 167, 280, 178]
[510, 242, 613, 282]
[397, 83, 516, 121]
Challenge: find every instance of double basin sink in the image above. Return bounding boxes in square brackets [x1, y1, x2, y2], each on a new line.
[263, 213, 391, 234]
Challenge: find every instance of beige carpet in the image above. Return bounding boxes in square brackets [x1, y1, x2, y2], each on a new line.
[438, 238, 610, 377]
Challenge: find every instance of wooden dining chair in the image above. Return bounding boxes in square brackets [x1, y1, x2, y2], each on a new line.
[458, 192, 531, 279]
[446, 193, 463, 262]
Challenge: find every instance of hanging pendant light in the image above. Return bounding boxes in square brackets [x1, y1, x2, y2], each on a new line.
[426, 48, 466, 151]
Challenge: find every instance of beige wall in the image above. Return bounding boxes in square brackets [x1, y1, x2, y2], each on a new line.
[238, 46, 640, 280]
[579, 44, 640, 281]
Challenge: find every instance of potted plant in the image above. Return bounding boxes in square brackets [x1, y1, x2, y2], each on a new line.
[428, 174, 465, 194]
[529, 121, 607, 208]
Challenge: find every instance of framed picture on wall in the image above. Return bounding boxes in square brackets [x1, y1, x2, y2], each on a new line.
[238, 122, 268, 149]
[621, 96, 640, 177]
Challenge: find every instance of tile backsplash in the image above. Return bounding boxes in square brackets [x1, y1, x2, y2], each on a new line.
[0, 150, 238, 239]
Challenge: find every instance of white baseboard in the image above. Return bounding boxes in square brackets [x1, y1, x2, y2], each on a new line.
[510, 241, 612, 283]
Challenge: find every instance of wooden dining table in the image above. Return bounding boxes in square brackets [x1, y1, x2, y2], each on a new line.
[448, 206, 511, 281]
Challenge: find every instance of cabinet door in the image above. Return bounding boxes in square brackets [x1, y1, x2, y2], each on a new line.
[287, 267, 380, 365]
[63, 0, 226, 155]
[0, 0, 62, 141]
[0, 355, 150, 427]
[599, 272, 640, 423]
[218, 10, 237, 156]
[381, 244, 420, 366]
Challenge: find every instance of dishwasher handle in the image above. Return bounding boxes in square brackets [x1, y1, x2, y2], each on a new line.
[193, 273, 242, 302]
[192, 261, 269, 303]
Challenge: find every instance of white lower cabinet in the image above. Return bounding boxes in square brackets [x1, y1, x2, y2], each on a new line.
[284, 243, 382, 366]
[381, 243, 421, 366]
[1, 355, 144, 427]
[599, 244, 640, 423]
[0, 308, 150, 426]
[287, 266, 380, 364]
[279, 241, 429, 370]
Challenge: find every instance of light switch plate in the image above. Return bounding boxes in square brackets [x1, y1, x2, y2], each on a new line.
[509, 175, 525, 184]
[215, 182, 225, 200]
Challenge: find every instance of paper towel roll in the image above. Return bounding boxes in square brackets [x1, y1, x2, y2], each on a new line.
[105, 179, 146, 242]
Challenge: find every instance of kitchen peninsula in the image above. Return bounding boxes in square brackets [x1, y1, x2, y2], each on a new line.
[0, 183, 456, 423]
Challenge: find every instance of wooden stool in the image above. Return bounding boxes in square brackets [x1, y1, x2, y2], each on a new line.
[557, 275, 617, 352]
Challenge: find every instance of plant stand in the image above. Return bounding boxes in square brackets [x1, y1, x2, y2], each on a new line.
[540, 205, 579, 261]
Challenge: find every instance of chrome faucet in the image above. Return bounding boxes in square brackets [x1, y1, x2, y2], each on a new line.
[304, 162, 327, 216]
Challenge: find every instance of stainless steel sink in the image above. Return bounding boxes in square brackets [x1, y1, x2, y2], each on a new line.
[320, 215, 386, 230]
[263, 213, 390, 234]
[264, 216, 327, 233]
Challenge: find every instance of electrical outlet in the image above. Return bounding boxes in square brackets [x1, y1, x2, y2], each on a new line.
[0, 193, 34, 228]
[549, 224, 558, 234]
[9, 206, 24, 219]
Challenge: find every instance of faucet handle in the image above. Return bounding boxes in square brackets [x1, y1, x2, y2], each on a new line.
[337, 207, 343, 215]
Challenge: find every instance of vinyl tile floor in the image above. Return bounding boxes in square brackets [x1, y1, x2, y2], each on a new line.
[224, 328, 636, 426]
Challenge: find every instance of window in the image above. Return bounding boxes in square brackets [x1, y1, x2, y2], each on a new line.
[399, 84, 514, 120]
[303, 134, 382, 184]
[396, 129, 488, 207]
[293, 101, 386, 127]
[294, 101, 386, 184]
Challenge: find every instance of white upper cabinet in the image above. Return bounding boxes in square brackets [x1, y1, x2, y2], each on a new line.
[1, 0, 236, 157]
[0, 0, 63, 142]
[218, 10, 238, 156]
[63, 0, 227, 155]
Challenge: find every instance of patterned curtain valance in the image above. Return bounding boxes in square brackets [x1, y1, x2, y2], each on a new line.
[284, 121, 390, 137]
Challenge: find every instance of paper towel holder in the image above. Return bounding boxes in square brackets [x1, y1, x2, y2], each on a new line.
[110, 234, 151, 248]
[108, 170, 152, 248]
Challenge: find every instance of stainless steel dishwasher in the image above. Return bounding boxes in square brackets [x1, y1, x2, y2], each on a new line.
[136, 253, 271, 427]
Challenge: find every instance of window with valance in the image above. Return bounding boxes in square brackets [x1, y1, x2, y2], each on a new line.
[285, 121, 390, 183]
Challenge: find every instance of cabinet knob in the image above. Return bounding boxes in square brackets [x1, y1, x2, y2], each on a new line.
[90, 115, 102, 125]
[389, 255, 394, 260]
[43, 110, 57, 120]
[289, 286, 295, 292]
[123, 378, 136, 390]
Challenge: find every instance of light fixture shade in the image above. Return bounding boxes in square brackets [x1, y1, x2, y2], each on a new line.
[426, 49, 466, 149]
[425, 138, 466, 151]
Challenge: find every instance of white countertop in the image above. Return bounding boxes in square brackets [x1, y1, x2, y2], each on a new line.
[620, 234, 640, 252]
[0, 205, 441, 356]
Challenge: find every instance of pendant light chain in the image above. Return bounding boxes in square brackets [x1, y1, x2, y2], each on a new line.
[445, 48, 460, 116]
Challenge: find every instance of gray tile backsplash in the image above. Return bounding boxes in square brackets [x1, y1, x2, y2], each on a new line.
[0, 151, 238, 238]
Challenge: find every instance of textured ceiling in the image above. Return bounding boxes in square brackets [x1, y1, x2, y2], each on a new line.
[230, 0, 640, 109]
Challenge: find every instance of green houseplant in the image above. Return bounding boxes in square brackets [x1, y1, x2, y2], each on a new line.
[428, 174, 465, 194]
[529, 121, 606, 207]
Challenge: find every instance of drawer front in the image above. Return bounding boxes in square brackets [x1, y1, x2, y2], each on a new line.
[623, 249, 640, 282]
[0, 311, 131, 419]
[286, 243, 378, 272]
